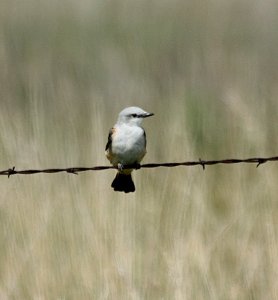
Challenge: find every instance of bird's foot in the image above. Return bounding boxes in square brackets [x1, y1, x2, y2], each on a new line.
[117, 163, 124, 171]
[134, 163, 141, 169]
[117, 163, 141, 170]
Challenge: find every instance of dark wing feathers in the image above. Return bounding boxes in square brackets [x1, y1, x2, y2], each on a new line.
[105, 128, 114, 151]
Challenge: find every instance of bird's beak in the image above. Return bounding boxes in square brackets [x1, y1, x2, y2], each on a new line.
[142, 112, 154, 118]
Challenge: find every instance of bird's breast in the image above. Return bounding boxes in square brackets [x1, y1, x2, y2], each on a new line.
[111, 125, 146, 164]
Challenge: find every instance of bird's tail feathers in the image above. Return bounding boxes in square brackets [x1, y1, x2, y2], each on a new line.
[111, 173, 135, 193]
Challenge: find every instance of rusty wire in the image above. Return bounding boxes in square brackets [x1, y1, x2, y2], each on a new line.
[0, 155, 277, 177]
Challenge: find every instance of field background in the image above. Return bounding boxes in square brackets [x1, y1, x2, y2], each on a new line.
[1, 0, 278, 299]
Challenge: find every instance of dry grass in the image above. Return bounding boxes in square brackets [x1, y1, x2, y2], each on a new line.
[1, 0, 278, 299]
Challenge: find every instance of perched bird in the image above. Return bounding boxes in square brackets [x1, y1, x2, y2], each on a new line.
[105, 106, 154, 193]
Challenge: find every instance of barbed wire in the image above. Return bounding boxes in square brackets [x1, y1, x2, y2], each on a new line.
[0, 155, 277, 177]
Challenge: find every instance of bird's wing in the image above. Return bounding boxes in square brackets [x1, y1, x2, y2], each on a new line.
[143, 129, 147, 148]
[105, 127, 115, 151]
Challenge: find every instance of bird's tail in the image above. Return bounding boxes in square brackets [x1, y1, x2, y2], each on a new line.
[111, 172, 135, 193]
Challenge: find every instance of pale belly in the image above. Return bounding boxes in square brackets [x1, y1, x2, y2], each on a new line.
[107, 126, 146, 166]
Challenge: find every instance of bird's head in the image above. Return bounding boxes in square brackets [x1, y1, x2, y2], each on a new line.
[117, 106, 154, 126]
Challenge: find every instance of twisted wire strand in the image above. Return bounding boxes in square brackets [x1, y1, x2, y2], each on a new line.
[0, 156, 277, 177]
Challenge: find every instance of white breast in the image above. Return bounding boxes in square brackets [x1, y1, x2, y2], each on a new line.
[111, 124, 146, 165]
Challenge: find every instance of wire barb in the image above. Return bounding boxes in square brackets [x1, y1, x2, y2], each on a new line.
[199, 158, 206, 170]
[66, 168, 79, 175]
[0, 155, 277, 177]
[8, 166, 15, 178]
[256, 158, 267, 168]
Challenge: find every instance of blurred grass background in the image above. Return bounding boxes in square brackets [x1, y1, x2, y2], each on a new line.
[1, 0, 278, 299]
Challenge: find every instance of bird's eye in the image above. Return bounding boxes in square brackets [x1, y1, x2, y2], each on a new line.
[131, 114, 137, 117]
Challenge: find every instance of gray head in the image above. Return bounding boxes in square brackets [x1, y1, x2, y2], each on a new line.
[117, 106, 154, 126]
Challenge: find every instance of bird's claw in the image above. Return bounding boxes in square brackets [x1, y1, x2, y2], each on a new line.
[134, 163, 141, 169]
[117, 163, 141, 170]
[117, 163, 124, 171]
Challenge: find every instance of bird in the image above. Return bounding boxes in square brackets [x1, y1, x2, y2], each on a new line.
[105, 106, 154, 193]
